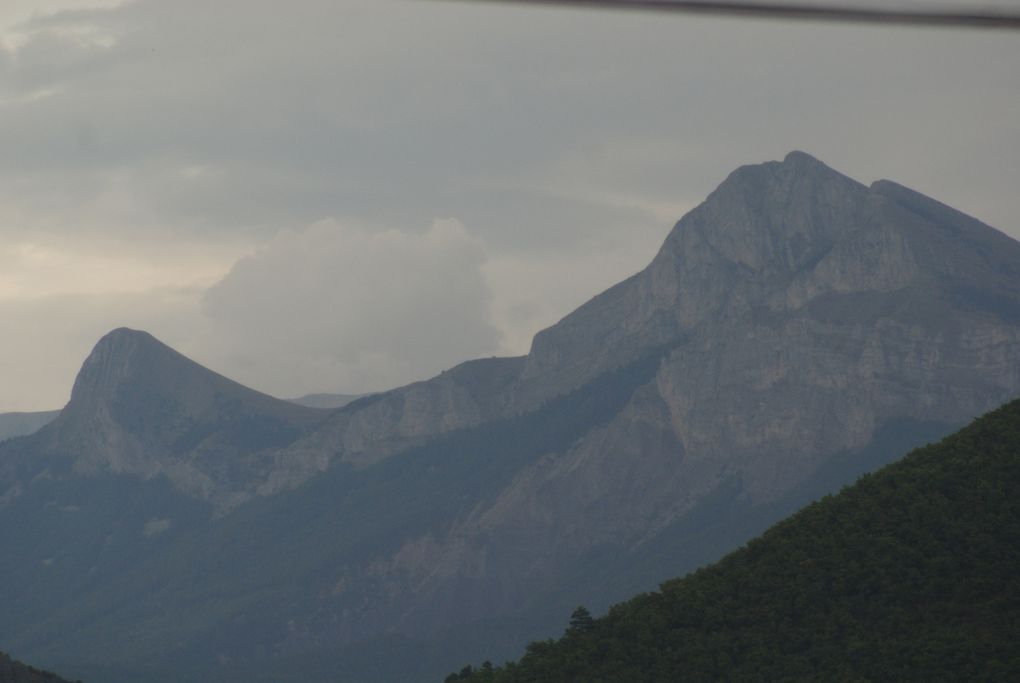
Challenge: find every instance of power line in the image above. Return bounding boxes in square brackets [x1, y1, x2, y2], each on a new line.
[444, 0, 1020, 29]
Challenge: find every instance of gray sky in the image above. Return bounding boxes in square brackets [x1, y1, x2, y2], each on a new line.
[1, 0, 1018, 410]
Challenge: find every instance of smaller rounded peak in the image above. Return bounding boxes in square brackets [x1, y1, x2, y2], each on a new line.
[101, 326, 151, 341]
[93, 327, 161, 352]
[79, 328, 170, 378]
[782, 150, 824, 166]
[88, 328, 163, 358]
[772, 151, 862, 188]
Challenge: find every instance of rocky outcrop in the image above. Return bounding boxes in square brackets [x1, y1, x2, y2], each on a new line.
[29, 328, 330, 508]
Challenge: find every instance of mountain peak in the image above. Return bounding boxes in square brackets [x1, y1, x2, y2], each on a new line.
[70, 327, 183, 405]
[89, 326, 167, 357]
[41, 329, 326, 502]
[782, 149, 824, 166]
[658, 151, 868, 279]
[519, 152, 1020, 407]
[95, 326, 157, 349]
[718, 149, 863, 195]
[66, 328, 322, 425]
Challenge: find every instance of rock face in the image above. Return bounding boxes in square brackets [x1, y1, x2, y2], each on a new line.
[278, 151, 1020, 493]
[340, 150, 1020, 632]
[31, 328, 329, 509]
[516, 151, 1018, 405]
[1, 152, 1019, 683]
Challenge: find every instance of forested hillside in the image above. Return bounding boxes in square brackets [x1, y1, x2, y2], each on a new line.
[449, 398, 1020, 682]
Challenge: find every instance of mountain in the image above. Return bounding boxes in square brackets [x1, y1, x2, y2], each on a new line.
[0, 652, 78, 683]
[0, 412, 59, 443]
[1, 152, 1019, 682]
[24, 327, 330, 509]
[449, 397, 1020, 682]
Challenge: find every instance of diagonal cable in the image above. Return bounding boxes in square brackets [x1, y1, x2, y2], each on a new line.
[441, 0, 1020, 29]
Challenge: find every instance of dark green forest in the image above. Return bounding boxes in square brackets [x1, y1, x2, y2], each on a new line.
[0, 652, 77, 683]
[448, 398, 1020, 682]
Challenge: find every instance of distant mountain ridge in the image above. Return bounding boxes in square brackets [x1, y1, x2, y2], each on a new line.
[0, 412, 58, 443]
[2, 152, 1019, 682]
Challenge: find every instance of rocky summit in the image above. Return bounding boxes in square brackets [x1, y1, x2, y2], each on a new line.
[29, 327, 329, 509]
[1, 152, 1018, 683]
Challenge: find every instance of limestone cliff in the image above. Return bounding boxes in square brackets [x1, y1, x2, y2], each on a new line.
[321, 151, 1020, 635]
[30, 328, 328, 508]
[274, 152, 1020, 507]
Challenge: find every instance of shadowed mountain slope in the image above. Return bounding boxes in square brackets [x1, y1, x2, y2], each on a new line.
[450, 397, 1020, 682]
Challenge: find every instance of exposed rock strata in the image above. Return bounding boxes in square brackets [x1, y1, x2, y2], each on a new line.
[30, 328, 329, 509]
[316, 151, 1020, 636]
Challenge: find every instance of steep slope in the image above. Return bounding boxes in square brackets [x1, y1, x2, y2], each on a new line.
[450, 397, 1020, 682]
[2, 153, 1019, 683]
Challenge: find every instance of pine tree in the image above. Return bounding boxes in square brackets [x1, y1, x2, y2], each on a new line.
[567, 606, 594, 634]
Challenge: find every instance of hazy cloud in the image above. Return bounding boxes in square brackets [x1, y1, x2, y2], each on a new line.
[201, 219, 502, 396]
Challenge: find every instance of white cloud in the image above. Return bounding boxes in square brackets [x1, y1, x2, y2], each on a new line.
[200, 218, 502, 397]
[484, 219, 669, 356]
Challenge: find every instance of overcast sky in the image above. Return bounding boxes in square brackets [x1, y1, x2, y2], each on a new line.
[0, 0, 1017, 410]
